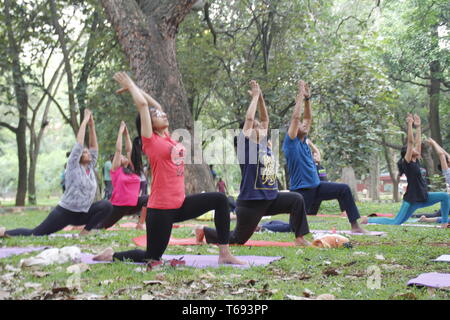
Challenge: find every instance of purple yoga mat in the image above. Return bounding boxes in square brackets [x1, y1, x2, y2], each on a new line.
[311, 230, 387, 236]
[407, 273, 450, 289]
[0, 247, 48, 259]
[80, 253, 283, 269]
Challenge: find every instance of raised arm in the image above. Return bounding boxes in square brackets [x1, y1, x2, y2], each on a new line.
[404, 114, 415, 163]
[88, 112, 98, 151]
[413, 114, 422, 156]
[287, 80, 306, 139]
[112, 121, 126, 171]
[308, 139, 321, 163]
[302, 82, 312, 133]
[257, 89, 269, 130]
[113, 72, 152, 138]
[123, 123, 133, 168]
[243, 80, 261, 137]
[428, 138, 449, 171]
[77, 109, 91, 146]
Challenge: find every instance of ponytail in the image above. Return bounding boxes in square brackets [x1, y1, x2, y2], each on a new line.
[397, 145, 408, 176]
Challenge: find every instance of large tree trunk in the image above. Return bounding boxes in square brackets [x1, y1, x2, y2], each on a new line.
[4, 0, 28, 206]
[100, 0, 214, 194]
[341, 166, 359, 202]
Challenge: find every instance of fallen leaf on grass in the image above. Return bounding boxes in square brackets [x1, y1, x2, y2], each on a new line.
[143, 280, 165, 286]
[286, 294, 312, 300]
[298, 273, 312, 280]
[303, 288, 315, 297]
[375, 254, 385, 261]
[66, 263, 90, 274]
[0, 290, 11, 300]
[316, 294, 336, 300]
[323, 268, 340, 277]
[391, 292, 417, 300]
[247, 279, 257, 286]
[24, 282, 42, 289]
[32, 271, 50, 278]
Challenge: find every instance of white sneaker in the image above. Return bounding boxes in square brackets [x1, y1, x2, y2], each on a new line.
[0, 227, 6, 237]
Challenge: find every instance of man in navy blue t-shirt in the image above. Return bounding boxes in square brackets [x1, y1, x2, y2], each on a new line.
[282, 80, 367, 234]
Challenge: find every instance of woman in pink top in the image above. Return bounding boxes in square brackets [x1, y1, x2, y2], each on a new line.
[94, 72, 244, 266]
[98, 121, 148, 230]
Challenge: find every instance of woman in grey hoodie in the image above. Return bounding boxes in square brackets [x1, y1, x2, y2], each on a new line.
[0, 109, 113, 238]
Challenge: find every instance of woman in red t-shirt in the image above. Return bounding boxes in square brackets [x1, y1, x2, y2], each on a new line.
[94, 72, 244, 265]
[98, 121, 148, 230]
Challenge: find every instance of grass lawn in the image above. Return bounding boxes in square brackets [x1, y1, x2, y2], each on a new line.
[0, 200, 448, 300]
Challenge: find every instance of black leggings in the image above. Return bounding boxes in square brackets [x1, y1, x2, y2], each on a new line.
[98, 196, 149, 229]
[5, 200, 113, 237]
[204, 192, 309, 245]
[113, 192, 231, 262]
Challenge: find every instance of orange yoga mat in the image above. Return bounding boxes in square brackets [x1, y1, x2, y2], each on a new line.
[132, 235, 296, 248]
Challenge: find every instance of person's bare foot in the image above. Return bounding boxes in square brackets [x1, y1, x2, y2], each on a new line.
[441, 223, 449, 229]
[93, 248, 114, 261]
[0, 227, 6, 238]
[418, 215, 427, 222]
[195, 225, 205, 244]
[218, 245, 247, 265]
[360, 216, 369, 225]
[351, 227, 368, 234]
[135, 223, 145, 230]
[351, 221, 368, 234]
[295, 237, 311, 247]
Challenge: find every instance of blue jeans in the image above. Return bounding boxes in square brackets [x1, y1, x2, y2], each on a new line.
[368, 192, 449, 225]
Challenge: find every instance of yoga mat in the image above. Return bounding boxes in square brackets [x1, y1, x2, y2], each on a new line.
[133, 235, 296, 248]
[311, 230, 387, 236]
[368, 223, 443, 228]
[0, 247, 48, 259]
[314, 213, 394, 218]
[433, 255, 450, 263]
[407, 273, 450, 289]
[79, 252, 282, 269]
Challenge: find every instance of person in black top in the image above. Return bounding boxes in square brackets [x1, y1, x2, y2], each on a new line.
[195, 80, 310, 246]
[361, 114, 449, 228]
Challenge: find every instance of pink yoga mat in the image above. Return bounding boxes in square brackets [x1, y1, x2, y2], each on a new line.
[133, 235, 296, 248]
[407, 273, 450, 289]
[79, 252, 282, 269]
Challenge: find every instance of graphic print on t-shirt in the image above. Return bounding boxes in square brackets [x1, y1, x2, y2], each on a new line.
[255, 147, 278, 190]
[170, 142, 185, 177]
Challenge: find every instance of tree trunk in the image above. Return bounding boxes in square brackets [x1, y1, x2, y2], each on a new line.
[4, 0, 28, 206]
[100, 0, 214, 194]
[368, 154, 380, 201]
[381, 135, 400, 202]
[428, 60, 442, 172]
[341, 166, 359, 202]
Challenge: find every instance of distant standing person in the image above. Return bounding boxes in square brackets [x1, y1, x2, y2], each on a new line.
[210, 165, 217, 181]
[216, 178, 228, 194]
[103, 155, 113, 200]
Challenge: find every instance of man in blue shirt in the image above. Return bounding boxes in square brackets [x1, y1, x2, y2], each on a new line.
[282, 80, 366, 234]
